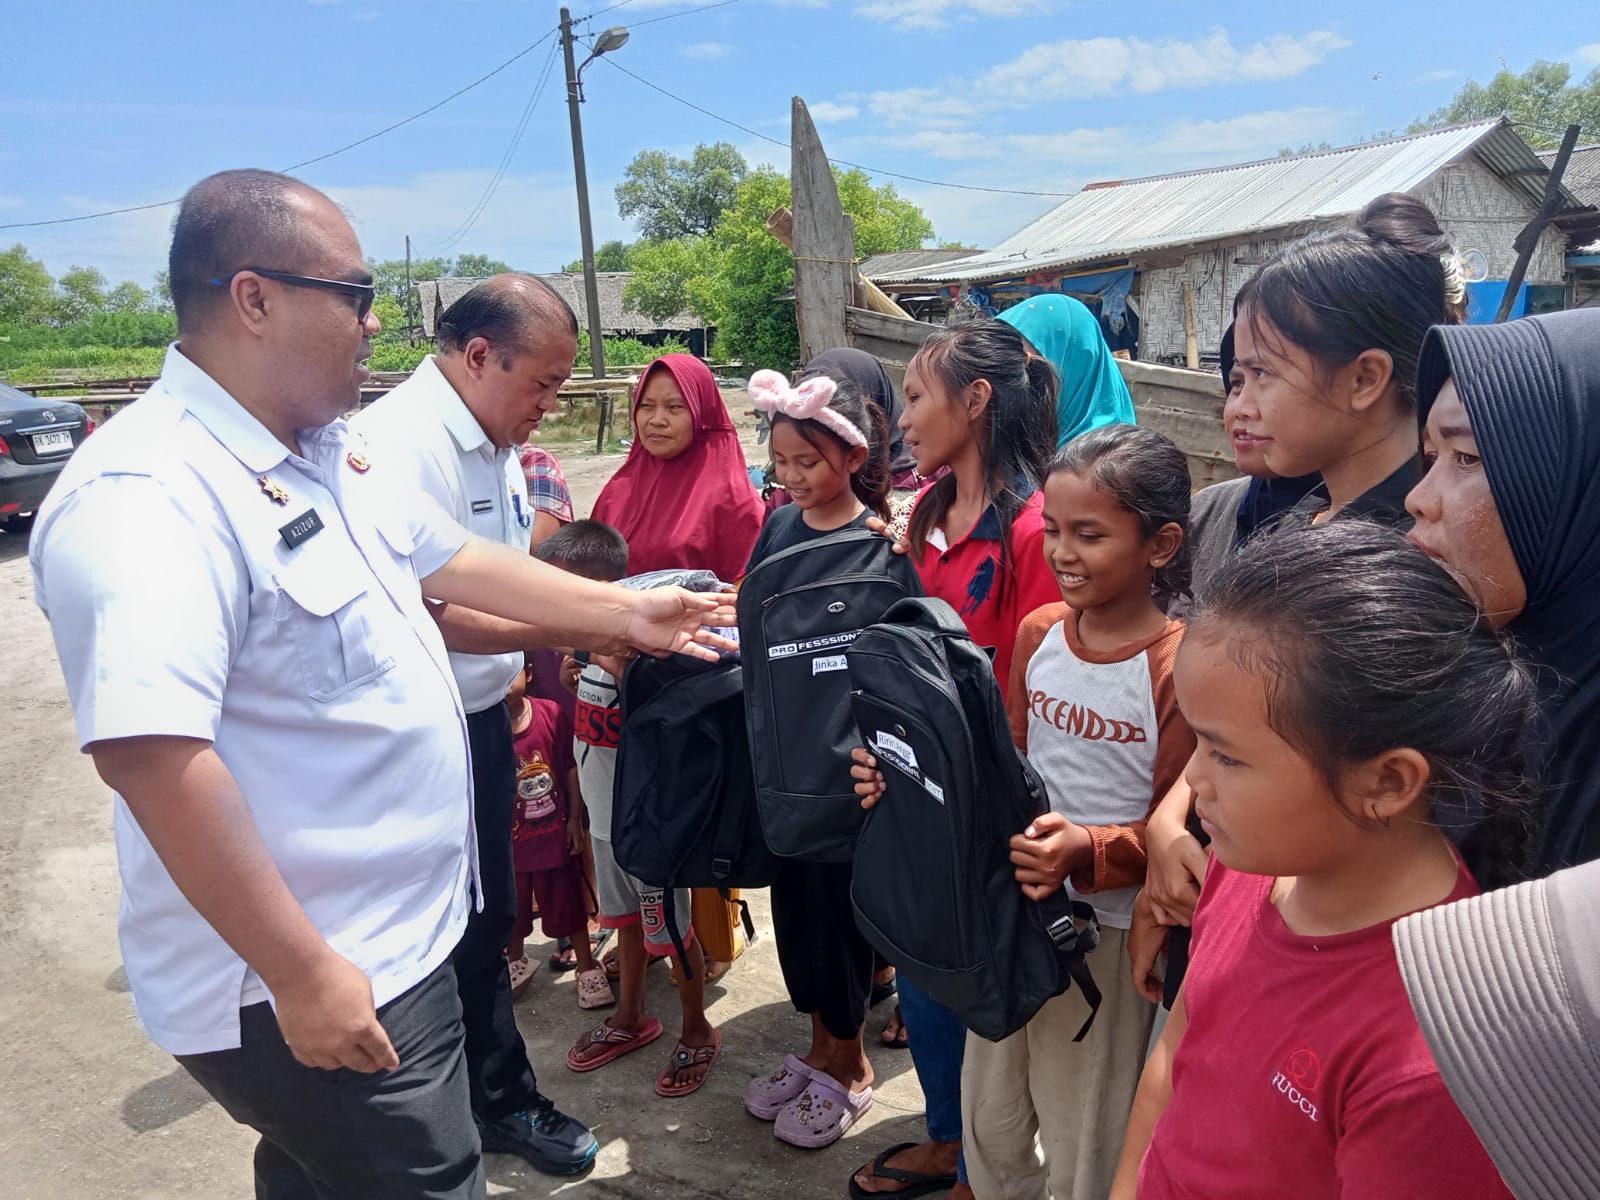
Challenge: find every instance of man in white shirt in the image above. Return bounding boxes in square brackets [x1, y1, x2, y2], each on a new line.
[353, 276, 595, 1171]
[30, 169, 731, 1200]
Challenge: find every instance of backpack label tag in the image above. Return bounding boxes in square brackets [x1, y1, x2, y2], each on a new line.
[872, 730, 920, 775]
[812, 653, 849, 675]
[769, 630, 862, 660]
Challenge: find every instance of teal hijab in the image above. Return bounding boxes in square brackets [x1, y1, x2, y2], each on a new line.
[999, 294, 1135, 447]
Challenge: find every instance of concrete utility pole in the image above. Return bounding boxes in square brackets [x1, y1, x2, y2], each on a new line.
[560, 9, 629, 382]
[404, 234, 414, 346]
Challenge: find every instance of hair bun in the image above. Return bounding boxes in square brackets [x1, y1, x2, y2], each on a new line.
[1357, 192, 1452, 259]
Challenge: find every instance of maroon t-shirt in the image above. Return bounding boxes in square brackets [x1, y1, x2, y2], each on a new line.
[509, 698, 577, 873]
[1139, 860, 1510, 1200]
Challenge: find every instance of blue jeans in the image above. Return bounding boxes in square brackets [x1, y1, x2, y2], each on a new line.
[898, 973, 968, 1184]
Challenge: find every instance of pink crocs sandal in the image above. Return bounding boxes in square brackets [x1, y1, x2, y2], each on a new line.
[774, 1071, 873, 1149]
[576, 966, 615, 1010]
[744, 1054, 813, 1121]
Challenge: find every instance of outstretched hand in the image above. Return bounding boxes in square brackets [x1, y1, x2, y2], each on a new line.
[1009, 811, 1093, 902]
[621, 587, 739, 663]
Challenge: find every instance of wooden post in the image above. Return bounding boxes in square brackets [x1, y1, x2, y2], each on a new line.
[767, 203, 913, 320]
[1183, 280, 1199, 370]
[1495, 122, 1581, 323]
[790, 97, 853, 364]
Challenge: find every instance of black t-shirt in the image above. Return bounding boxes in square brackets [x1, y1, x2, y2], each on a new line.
[745, 504, 872, 574]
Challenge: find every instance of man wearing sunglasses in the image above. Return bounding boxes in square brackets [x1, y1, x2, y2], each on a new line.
[29, 169, 733, 1200]
[353, 275, 595, 1175]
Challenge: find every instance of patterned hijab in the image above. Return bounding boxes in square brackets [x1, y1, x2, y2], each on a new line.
[999, 293, 1135, 447]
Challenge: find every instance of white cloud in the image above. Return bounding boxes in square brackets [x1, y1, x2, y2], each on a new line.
[902, 130, 1004, 160]
[1575, 42, 1600, 68]
[682, 41, 732, 60]
[866, 87, 980, 129]
[1008, 128, 1129, 163]
[867, 29, 1349, 126]
[854, 0, 1050, 31]
[978, 29, 1352, 103]
[1149, 106, 1344, 157]
[808, 101, 861, 123]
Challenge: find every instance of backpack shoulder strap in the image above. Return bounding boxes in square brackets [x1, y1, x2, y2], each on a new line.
[1036, 891, 1104, 1041]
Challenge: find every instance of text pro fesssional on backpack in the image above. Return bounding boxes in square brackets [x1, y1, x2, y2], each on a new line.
[738, 527, 924, 862]
[846, 597, 1102, 1042]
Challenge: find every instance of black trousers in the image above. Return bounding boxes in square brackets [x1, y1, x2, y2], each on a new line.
[772, 857, 875, 1040]
[177, 962, 485, 1200]
[453, 703, 539, 1118]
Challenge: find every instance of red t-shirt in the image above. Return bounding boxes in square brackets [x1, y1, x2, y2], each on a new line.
[1139, 860, 1511, 1200]
[912, 487, 1060, 702]
[510, 698, 577, 873]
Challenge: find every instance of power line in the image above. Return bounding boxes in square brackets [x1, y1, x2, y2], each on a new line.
[0, 28, 559, 232]
[435, 40, 562, 253]
[595, 58, 1074, 197]
[628, 0, 746, 29]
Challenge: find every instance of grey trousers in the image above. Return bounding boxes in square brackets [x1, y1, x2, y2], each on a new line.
[177, 961, 485, 1200]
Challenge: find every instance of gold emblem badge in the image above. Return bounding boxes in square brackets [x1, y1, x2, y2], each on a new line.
[258, 476, 290, 505]
[346, 451, 371, 474]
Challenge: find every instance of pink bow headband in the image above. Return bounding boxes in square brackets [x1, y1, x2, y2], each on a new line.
[748, 369, 867, 449]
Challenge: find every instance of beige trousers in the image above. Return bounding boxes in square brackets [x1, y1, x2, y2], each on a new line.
[960, 925, 1156, 1200]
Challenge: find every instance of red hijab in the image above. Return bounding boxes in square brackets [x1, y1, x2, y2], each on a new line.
[591, 354, 762, 581]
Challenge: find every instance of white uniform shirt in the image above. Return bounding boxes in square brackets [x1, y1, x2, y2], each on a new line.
[352, 356, 530, 714]
[31, 347, 475, 1056]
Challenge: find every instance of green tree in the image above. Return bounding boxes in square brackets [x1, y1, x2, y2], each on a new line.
[690, 166, 936, 370]
[622, 238, 712, 323]
[54, 265, 108, 326]
[151, 270, 174, 314]
[105, 280, 151, 314]
[371, 294, 408, 343]
[1411, 60, 1600, 148]
[369, 256, 449, 311]
[615, 143, 748, 241]
[564, 239, 635, 273]
[452, 253, 513, 278]
[0, 243, 56, 326]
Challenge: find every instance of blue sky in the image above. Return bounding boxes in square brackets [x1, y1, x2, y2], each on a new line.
[5, 0, 1597, 287]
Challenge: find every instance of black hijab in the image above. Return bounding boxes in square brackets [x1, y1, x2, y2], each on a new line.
[1417, 308, 1600, 872]
[801, 348, 911, 474]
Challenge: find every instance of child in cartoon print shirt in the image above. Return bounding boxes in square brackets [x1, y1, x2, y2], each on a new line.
[506, 662, 612, 1009]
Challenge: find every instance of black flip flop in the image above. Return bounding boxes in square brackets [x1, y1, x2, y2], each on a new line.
[879, 1004, 910, 1051]
[847, 1142, 957, 1200]
[869, 977, 898, 1008]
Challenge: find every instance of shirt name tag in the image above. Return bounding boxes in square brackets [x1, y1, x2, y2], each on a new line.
[471, 499, 495, 514]
[279, 508, 325, 550]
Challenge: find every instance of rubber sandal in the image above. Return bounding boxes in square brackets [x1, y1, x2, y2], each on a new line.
[847, 1142, 957, 1200]
[744, 1054, 813, 1121]
[879, 1005, 909, 1050]
[549, 939, 578, 973]
[654, 1030, 722, 1098]
[775, 1071, 872, 1149]
[507, 954, 539, 998]
[565, 1017, 664, 1073]
[576, 966, 615, 1011]
[869, 977, 898, 1008]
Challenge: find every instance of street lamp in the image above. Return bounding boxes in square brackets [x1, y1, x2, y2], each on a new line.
[560, 9, 629, 386]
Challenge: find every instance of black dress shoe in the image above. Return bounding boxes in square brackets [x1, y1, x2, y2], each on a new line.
[476, 1094, 599, 1176]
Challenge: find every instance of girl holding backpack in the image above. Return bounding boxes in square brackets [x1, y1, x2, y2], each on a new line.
[850, 319, 1060, 1200]
[739, 366, 893, 1149]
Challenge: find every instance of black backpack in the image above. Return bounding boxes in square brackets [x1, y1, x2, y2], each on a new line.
[611, 652, 781, 896]
[737, 527, 925, 862]
[846, 597, 1102, 1042]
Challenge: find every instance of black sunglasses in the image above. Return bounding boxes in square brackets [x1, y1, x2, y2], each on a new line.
[209, 268, 376, 321]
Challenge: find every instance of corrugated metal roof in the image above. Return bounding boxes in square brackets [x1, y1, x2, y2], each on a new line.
[1538, 145, 1600, 209]
[881, 119, 1584, 286]
[858, 248, 981, 281]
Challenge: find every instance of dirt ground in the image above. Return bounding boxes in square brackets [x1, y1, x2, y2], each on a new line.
[0, 389, 941, 1199]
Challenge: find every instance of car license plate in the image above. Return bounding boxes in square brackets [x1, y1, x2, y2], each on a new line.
[32, 430, 73, 454]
